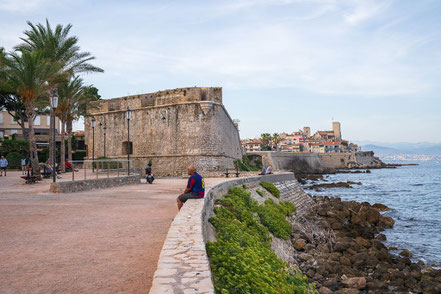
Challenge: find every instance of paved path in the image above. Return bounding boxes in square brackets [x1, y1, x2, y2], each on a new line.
[0, 171, 224, 294]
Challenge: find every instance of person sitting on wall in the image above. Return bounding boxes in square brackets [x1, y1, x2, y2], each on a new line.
[259, 164, 266, 175]
[177, 165, 205, 211]
[266, 165, 273, 174]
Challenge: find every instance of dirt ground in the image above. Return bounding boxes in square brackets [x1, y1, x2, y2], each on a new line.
[0, 171, 223, 293]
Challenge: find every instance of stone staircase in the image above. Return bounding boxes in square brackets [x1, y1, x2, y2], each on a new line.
[274, 180, 315, 214]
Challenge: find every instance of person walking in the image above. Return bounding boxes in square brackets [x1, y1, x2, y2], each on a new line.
[21, 157, 27, 175]
[0, 155, 8, 176]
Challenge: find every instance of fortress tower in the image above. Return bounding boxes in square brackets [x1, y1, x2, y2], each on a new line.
[85, 87, 243, 176]
[332, 121, 341, 142]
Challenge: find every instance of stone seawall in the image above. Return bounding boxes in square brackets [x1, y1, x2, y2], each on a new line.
[149, 173, 314, 294]
[49, 175, 140, 193]
[248, 151, 384, 173]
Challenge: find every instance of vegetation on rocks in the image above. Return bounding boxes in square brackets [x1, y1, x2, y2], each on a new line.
[207, 186, 315, 294]
[234, 155, 260, 171]
[260, 181, 280, 198]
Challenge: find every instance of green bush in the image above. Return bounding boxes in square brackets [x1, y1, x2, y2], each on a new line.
[256, 189, 265, 197]
[6, 152, 22, 169]
[242, 184, 248, 189]
[72, 151, 86, 161]
[260, 181, 280, 198]
[257, 199, 296, 240]
[38, 147, 49, 163]
[234, 155, 260, 172]
[207, 186, 315, 294]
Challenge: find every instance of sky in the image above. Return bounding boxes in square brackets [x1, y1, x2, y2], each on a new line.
[1, 0, 440, 143]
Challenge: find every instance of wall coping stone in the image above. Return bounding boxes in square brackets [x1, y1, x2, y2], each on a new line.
[149, 172, 294, 294]
[49, 175, 140, 193]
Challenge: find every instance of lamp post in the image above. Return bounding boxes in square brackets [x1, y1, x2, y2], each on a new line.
[91, 118, 95, 172]
[126, 107, 131, 175]
[103, 124, 107, 158]
[50, 91, 58, 183]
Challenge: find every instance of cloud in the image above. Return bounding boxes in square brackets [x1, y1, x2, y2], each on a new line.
[0, 0, 49, 12]
[344, 0, 392, 25]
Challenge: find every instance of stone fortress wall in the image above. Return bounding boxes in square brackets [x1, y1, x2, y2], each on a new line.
[85, 87, 243, 177]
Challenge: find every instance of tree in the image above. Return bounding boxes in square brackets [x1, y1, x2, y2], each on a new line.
[17, 19, 104, 166]
[260, 133, 272, 149]
[0, 49, 62, 175]
[272, 133, 281, 150]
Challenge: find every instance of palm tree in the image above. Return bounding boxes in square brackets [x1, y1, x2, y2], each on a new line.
[56, 76, 83, 172]
[17, 19, 103, 167]
[0, 49, 62, 175]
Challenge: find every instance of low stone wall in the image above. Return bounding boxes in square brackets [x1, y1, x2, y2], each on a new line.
[149, 173, 296, 294]
[49, 175, 141, 193]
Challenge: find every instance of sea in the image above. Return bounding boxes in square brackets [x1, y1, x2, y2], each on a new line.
[304, 161, 441, 267]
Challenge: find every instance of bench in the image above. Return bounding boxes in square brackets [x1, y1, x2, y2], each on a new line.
[21, 175, 42, 184]
[225, 168, 240, 178]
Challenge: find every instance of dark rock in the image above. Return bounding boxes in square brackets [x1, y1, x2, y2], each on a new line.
[340, 256, 352, 266]
[372, 203, 390, 211]
[376, 233, 387, 241]
[379, 216, 395, 228]
[342, 276, 367, 289]
[399, 248, 412, 258]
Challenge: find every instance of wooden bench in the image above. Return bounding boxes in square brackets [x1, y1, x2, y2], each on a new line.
[21, 175, 42, 184]
[225, 168, 240, 178]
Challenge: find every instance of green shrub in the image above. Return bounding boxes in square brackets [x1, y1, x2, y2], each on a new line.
[257, 199, 296, 240]
[5, 152, 22, 169]
[207, 186, 315, 294]
[72, 151, 86, 161]
[242, 184, 248, 189]
[260, 181, 280, 198]
[234, 155, 260, 171]
[256, 189, 265, 197]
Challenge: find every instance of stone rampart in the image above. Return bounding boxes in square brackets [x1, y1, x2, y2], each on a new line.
[149, 173, 299, 294]
[49, 175, 140, 193]
[247, 151, 383, 173]
[85, 87, 242, 177]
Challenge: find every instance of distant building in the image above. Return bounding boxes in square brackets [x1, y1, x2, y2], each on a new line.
[242, 139, 262, 152]
[0, 110, 61, 150]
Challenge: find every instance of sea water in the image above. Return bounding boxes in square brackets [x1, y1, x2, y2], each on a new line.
[304, 161, 441, 267]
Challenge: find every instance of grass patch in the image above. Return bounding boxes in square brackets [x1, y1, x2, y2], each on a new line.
[260, 181, 280, 198]
[207, 186, 314, 294]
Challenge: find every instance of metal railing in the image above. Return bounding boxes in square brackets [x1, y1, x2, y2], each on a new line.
[69, 159, 135, 182]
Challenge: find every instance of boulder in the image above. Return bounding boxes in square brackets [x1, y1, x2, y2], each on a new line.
[399, 249, 412, 258]
[355, 237, 370, 248]
[372, 203, 390, 211]
[379, 216, 395, 228]
[342, 276, 367, 289]
[298, 253, 312, 262]
[293, 239, 307, 251]
[318, 287, 333, 294]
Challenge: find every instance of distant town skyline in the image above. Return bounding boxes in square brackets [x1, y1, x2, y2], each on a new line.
[1, 0, 440, 143]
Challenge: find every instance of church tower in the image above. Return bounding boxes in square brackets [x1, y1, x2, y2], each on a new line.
[332, 122, 341, 141]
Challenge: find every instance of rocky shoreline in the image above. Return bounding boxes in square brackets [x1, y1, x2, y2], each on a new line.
[290, 195, 441, 293]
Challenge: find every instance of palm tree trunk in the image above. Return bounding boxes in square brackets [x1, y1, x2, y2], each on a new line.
[60, 119, 66, 173]
[26, 107, 40, 176]
[67, 120, 73, 163]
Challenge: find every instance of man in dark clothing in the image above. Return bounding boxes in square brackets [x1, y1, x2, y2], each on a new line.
[177, 165, 205, 211]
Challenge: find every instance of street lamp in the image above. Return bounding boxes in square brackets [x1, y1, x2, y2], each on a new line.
[50, 91, 58, 183]
[102, 123, 107, 158]
[126, 107, 131, 175]
[91, 118, 96, 172]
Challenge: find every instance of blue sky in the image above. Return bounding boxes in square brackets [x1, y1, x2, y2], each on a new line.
[1, 0, 440, 143]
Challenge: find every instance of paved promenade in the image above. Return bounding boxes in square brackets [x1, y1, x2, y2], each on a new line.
[0, 171, 223, 294]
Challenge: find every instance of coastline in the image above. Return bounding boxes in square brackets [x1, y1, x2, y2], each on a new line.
[294, 164, 441, 293]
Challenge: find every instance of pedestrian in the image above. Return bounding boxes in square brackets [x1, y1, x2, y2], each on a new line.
[0, 155, 8, 176]
[21, 157, 27, 175]
[176, 165, 205, 211]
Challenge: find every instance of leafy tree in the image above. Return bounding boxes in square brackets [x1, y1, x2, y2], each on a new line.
[272, 133, 281, 150]
[0, 49, 62, 175]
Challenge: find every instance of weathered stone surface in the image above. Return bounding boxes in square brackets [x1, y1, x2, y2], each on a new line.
[293, 239, 307, 251]
[85, 87, 242, 177]
[49, 175, 140, 193]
